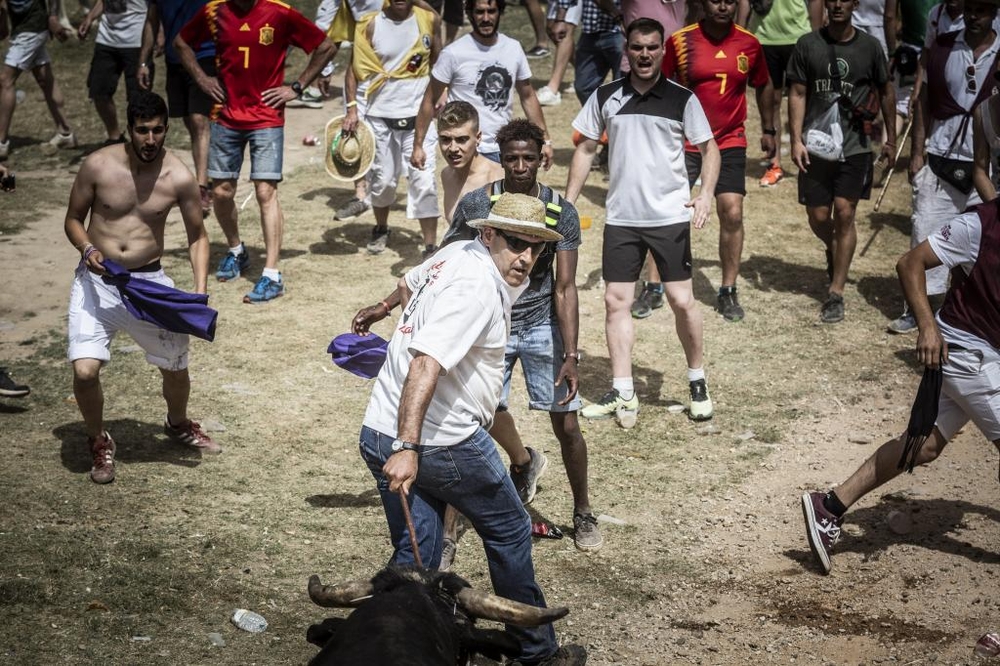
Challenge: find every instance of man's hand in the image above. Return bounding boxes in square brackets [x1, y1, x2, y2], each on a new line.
[554, 359, 579, 405]
[541, 142, 553, 170]
[352, 303, 389, 335]
[915, 322, 947, 370]
[138, 63, 152, 90]
[261, 85, 296, 109]
[82, 246, 107, 276]
[546, 19, 568, 42]
[196, 75, 226, 103]
[47, 16, 69, 41]
[342, 106, 359, 133]
[791, 140, 810, 173]
[685, 193, 712, 229]
[880, 141, 896, 169]
[909, 151, 924, 183]
[77, 16, 93, 39]
[760, 134, 776, 160]
[411, 144, 427, 169]
[383, 450, 418, 495]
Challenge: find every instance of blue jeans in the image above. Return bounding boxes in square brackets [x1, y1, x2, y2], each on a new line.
[208, 123, 284, 181]
[500, 320, 582, 412]
[574, 29, 623, 105]
[359, 425, 558, 662]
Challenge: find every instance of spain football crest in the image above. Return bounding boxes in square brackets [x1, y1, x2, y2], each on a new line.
[737, 53, 749, 74]
[259, 23, 274, 45]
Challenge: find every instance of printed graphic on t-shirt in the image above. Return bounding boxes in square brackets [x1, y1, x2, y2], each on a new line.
[474, 65, 513, 111]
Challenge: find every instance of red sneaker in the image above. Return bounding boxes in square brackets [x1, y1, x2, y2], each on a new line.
[164, 418, 222, 454]
[89, 431, 116, 484]
[759, 164, 784, 187]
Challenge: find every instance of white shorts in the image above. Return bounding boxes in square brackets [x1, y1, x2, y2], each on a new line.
[67, 264, 190, 371]
[547, 0, 582, 25]
[366, 116, 440, 219]
[936, 347, 1000, 442]
[4, 31, 51, 71]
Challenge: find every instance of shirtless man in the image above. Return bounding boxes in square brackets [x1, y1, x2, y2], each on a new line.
[63, 90, 220, 485]
[437, 100, 503, 222]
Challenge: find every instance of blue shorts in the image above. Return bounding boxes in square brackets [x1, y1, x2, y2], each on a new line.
[498, 321, 582, 413]
[207, 123, 284, 182]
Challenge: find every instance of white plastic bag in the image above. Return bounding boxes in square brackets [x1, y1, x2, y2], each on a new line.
[805, 102, 844, 161]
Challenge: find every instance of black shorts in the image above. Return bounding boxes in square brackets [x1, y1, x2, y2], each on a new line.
[797, 153, 874, 207]
[603, 224, 692, 283]
[763, 43, 795, 89]
[87, 44, 143, 100]
[442, 0, 464, 26]
[685, 147, 747, 196]
[166, 59, 215, 118]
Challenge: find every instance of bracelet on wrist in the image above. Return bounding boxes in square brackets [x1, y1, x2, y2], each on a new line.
[762, 128, 777, 136]
[82, 244, 97, 261]
[346, 100, 358, 108]
[380, 300, 392, 313]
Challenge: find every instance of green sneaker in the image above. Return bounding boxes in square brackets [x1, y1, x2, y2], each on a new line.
[581, 389, 639, 428]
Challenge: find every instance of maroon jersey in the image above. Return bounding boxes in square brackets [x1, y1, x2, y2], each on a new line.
[663, 21, 769, 151]
[181, 0, 325, 129]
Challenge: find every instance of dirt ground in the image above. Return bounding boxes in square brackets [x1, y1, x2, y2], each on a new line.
[2, 20, 999, 666]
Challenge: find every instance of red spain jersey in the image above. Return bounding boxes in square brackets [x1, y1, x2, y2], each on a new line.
[181, 0, 325, 130]
[662, 22, 769, 151]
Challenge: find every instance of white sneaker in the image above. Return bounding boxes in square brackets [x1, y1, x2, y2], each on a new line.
[48, 131, 77, 149]
[0, 139, 9, 160]
[287, 89, 323, 109]
[535, 86, 561, 106]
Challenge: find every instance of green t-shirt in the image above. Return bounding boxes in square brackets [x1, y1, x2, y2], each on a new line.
[750, 0, 812, 46]
[900, 0, 937, 46]
[9, 0, 49, 36]
[786, 28, 890, 157]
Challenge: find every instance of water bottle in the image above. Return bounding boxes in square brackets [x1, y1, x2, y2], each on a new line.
[975, 632, 1000, 660]
[231, 609, 268, 633]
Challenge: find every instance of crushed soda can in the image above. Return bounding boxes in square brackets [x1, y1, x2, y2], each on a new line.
[531, 521, 563, 539]
[975, 632, 1000, 659]
[303, 135, 320, 146]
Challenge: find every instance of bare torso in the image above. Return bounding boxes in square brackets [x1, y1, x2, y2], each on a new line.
[441, 155, 503, 222]
[76, 145, 193, 269]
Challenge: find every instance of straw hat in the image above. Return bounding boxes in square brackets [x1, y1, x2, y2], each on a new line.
[467, 193, 564, 242]
[325, 115, 376, 182]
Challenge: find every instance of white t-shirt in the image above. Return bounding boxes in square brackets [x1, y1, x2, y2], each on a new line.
[924, 3, 964, 48]
[362, 239, 527, 446]
[96, 0, 147, 48]
[431, 33, 532, 154]
[926, 210, 995, 354]
[572, 74, 713, 227]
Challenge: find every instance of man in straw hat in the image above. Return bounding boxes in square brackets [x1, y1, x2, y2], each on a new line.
[802, 195, 1000, 575]
[175, 0, 336, 303]
[342, 0, 442, 256]
[357, 192, 586, 666]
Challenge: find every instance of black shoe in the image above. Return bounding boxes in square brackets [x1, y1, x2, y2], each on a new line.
[716, 286, 744, 322]
[422, 244, 438, 259]
[630, 284, 664, 319]
[820, 293, 844, 324]
[366, 226, 391, 254]
[0, 368, 29, 398]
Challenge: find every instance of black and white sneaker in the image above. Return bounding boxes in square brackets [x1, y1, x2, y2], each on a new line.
[0, 368, 29, 398]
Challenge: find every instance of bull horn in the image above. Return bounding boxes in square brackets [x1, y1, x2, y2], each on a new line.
[455, 587, 569, 627]
[308, 574, 375, 608]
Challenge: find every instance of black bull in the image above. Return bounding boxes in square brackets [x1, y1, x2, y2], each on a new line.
[306, 567, 569, 665]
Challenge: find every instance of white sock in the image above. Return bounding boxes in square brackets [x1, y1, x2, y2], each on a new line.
[229, 243, 245, 257]
[262, 267, 281, 282]
[687, 367, 705, 383]
[612, 377, 634, 400]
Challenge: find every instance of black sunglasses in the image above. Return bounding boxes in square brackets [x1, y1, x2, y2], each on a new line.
[496, 228, 547, 255]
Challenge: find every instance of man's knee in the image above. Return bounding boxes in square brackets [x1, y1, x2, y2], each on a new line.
[551, 412, 584, 446]
[664, 281, 696, 311]
[832, 198, 858, 227]
[604, 283, 632, 311]
[72, 359, 102, 385]
[0, 66, 18, 89]
[254, 180, 279, 205]
[213, 179, 236, 201]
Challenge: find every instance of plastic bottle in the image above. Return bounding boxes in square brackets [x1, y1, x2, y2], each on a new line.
[231, 609, 268, 633]
[975, 632, 1000, 660]
[15, 90, 25, 104]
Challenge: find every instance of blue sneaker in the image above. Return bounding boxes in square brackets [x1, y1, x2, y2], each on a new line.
[216, 250, 249, 282]
[244, 275, 284, 303]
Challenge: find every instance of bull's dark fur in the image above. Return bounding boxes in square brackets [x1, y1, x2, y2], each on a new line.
[307, 567, 521, 665]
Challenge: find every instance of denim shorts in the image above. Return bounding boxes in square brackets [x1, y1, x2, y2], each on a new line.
[499, 321, 582, 413]
[208, 123, 284, 181]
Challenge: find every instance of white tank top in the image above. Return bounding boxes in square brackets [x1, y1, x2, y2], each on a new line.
[365, 12, 430, 119]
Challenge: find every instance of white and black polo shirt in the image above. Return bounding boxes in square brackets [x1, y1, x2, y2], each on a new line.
[572, 75, 713, 228]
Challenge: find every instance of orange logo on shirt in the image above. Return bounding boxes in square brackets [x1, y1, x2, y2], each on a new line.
[259, 23, 274, 45]
[737, 53, 749, 74]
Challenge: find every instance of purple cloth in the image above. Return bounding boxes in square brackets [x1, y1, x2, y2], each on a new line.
[100, 259, 218, 342]
[328, 333, 388, 379]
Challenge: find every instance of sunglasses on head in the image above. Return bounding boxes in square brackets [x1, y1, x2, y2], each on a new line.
[496, 228, 547, 255]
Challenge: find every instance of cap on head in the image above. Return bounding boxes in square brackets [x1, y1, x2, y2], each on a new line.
[467, 192, 563, 242]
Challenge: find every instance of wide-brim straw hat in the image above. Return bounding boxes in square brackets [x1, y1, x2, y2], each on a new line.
[325, 115, 376, 182]
[467, 193, 564, 242]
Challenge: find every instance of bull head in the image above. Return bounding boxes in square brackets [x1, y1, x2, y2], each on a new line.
[308, 569, 569, 627]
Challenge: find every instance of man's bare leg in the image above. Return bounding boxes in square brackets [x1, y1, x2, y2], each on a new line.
[663, 279, 704, 370]
[254, 180, 283, 270]
[160, 368, 191, 427]
[33, 64, 72, 135]
[212, 178, 241, 247]
[72, 358, 105, 438]
[93, 95, 122, 141]
[718, 193, 744, 287]
[419, 216, 439, 248]
[605, 281, 636, 379]
[544, 24, 575, 95]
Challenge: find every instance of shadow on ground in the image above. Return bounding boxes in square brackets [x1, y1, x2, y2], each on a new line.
[54, 418, 203, 474]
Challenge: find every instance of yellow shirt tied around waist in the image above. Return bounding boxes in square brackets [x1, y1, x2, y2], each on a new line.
[351, 5, 435, 103]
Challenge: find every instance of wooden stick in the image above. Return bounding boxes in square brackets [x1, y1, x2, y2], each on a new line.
[400, 492, 423, 569]
[874, 119, 913, 212]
